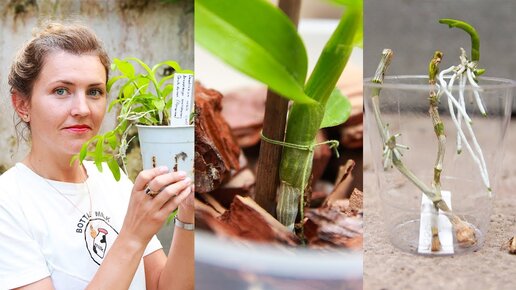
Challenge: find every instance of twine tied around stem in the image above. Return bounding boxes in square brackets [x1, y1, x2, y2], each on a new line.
[260, 131, 340, 158]
[260, 131, 341, 233]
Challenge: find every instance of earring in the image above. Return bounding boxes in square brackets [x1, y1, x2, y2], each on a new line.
[23, 114, 29, 122]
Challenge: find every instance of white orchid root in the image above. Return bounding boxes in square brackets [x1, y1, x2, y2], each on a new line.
[437, 48, 491, 196]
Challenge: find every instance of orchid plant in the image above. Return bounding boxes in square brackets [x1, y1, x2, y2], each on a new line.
[72, 57, 193, 181]
[371, 19, 490, 250]
[196, 0, 362, 232]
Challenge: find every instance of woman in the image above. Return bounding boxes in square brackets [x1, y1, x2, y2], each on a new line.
[0, 23, 194, 290]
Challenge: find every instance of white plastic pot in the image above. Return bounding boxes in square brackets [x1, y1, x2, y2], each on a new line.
[136, 125, 194, 178]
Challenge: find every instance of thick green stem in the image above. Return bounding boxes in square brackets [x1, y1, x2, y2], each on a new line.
[439, 19, 480, 62]
[276, 5, 362, 230]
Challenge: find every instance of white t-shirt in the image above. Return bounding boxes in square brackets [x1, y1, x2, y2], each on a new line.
[0, 162, 162, 290]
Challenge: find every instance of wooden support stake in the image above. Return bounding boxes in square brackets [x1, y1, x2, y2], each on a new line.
[254, 0, 302, 216]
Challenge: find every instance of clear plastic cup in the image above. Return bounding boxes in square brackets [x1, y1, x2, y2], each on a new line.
[364, 76, 515, 255]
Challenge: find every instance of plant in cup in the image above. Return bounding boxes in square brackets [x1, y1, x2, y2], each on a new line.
[370, 19, 491, 251]
[73, 57, 194, 181]
[196, 0, 362, 233]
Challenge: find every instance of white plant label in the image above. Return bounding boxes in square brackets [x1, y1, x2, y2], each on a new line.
[170, 73, 194, 126]
[418, 190, 454, 255]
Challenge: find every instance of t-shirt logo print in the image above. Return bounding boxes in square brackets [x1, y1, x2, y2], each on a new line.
[84, 215, 119, 265]
[91, 227, 108, 259]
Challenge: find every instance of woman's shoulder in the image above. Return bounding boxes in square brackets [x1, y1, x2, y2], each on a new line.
[0, 163, 27, 195]
[0, 163, 31, 212]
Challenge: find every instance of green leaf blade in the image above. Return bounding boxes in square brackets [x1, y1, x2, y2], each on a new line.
[94, 136, 105, 172]
[114, 59, 135, 78]
[107, 75, 126, 93]
[196, 0, 316, 104]
[107, 158, 121, 181]
[320, 88, 352, 129]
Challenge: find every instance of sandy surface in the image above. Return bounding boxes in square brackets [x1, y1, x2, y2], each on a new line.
[364, 119, 516, 290]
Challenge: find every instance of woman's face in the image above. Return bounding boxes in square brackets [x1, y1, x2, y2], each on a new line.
[27, 50, 107, 157]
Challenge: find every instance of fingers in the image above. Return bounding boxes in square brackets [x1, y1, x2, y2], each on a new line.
[146, 170, 187, 194]
[152, 175, 193, 206]
[161, 184, 194, 215]
[133, 166, 170, 191]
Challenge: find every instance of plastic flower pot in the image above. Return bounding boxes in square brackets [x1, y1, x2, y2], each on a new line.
[195, 231, 362, 290]
[136, 125, 194, 178]
[364, 75, 515, 255]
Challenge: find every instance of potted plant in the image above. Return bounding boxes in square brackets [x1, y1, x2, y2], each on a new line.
[365, 19, 515, 255]
[195, 0, 363, 289]
[75, 57, 194, 180]
[197, 0, 362, 230]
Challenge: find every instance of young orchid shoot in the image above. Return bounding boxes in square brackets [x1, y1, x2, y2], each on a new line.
[437, 18, 491, 195]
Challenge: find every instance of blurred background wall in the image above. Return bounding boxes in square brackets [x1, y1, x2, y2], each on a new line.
[364, 0, 516, 82]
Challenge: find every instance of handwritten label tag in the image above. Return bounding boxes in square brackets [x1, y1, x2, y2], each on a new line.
[418, 190, 454, 255]
[170, 73, 194, 126]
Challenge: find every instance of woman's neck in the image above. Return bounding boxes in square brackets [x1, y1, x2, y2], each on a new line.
[23, 149, 87, 183]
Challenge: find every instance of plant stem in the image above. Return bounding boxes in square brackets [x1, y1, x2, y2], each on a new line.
[428, 51, 445, 251]
[372, 49, 393, 141]
[371, 49, 477, 247]
[254, 0, 302, 217]
[276, 5, 362, 231]
[439, 19, 480, 62]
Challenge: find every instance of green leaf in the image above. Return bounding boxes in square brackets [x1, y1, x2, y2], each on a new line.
[152, 99, 165, 112]
[152, 60, 183, 74]
[107, 158, 121, 181]
[69, 154, 79, 166]
[162, 84, 174, 98]
[304, 2, 362, 105]
[319, 88, 351, 129]
[94, 136, 104, 172]
[352, 19, 363, 48]
[165, 98, 173, 110]
[196, 0, 316, 104]
[106, 133, 118, 150]
[79, 139, 90, 161]
[324, 0, 363, 48]
[166, 209, 179, 225]
[124, 57, 154, 78]
[107, 75, 126, 93]
[114, 59, 135, 78]
[123, 82, 136, 99]
[328, 0, 363, 8]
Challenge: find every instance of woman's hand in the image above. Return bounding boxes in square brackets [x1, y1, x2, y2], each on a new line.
[178, 184, 195, 224]
[121, 166, 193, 247]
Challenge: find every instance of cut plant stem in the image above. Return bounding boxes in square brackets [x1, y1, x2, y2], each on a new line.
[428, 51, 445, 251]
[255, 0, 302, 217]
[371, 49, 477, 247]
[276, 4, 362, 231]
